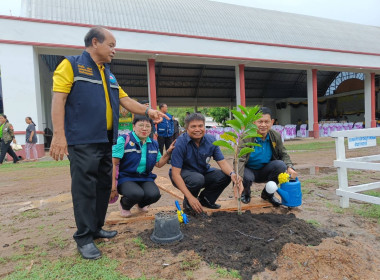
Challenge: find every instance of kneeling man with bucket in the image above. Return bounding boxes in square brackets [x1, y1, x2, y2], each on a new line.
[236, 107, 298, 206]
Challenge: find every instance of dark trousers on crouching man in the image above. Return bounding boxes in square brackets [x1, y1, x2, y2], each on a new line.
[68, 142, 113, 246]
[242, 160, 287, 206]
[169, 168, 231, 205]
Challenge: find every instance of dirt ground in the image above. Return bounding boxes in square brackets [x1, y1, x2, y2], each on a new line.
[1, 137, 380, 279]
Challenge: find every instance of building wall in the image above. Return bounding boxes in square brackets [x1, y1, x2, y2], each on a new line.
[276, 106, 291, 125]
[290, 104, 308, 124]
[0, 44, 44, 154]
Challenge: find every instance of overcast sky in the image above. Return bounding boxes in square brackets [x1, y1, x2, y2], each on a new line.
[0, 0, 379, 27]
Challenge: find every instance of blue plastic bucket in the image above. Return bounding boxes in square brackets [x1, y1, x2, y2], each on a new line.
[277, 177, 302, 207]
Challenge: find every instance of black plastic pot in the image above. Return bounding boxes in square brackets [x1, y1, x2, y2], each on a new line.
[150, 211, 184, 244]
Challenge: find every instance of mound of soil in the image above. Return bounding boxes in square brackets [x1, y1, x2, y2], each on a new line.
[261, 237, 380, 280]
[142, 211, 328, 280]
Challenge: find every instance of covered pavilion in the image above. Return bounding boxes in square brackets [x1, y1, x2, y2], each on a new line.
[0, 0, 379, 153]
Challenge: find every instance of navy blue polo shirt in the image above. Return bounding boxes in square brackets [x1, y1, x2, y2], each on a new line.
[246, 134, 272, 170]
[171, 133, 225, 174]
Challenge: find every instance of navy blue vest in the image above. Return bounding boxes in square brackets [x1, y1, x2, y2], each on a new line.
[118, 133, 159, 185]
[65, 51, 120, 145]
[157, 113, 174, 137]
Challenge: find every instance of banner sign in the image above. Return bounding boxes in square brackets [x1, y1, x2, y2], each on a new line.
[348, 136, 376, 149]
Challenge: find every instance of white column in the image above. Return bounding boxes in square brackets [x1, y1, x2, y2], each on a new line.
[364, 73, 372, 128]
[235, 65, 241, 110]
[0, 44, 43, 144]
[306, 69, 314, 131]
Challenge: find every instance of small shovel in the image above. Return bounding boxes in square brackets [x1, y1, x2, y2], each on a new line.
[175, 200, 189, 224]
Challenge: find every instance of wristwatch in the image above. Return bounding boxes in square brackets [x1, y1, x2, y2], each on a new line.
[229, 171, 236, 176]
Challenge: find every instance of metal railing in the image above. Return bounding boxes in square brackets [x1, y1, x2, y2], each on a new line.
[331, 128, 380, 208]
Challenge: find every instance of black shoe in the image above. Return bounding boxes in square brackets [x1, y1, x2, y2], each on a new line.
[182, 197, 198, 216]
[199, 196, 221, 209]
[77, 242, 101, 260]
[183, 197, 191, 210]
[93, 229, 118, 239]
[261, 189, 281, 207]
[240, 194, 251, 204]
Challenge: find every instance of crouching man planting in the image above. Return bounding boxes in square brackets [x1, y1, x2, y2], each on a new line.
[238, 107, 297, 206]
[169, 113, 241, 214]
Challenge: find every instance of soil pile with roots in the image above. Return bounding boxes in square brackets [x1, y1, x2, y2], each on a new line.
[142, 211, 328, 280]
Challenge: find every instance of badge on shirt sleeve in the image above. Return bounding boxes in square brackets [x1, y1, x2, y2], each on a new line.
[109, 74, 117, 84]
[272, 142, 276, 149]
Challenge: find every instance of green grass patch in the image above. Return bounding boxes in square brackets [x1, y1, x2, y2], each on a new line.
[215, 267, 242, 279]
[180, 258, 201, 271]
[306, 219, 321, 227]
[3, 256, 149, 280]
[315, 182, 333, 188]
[284, 140, 336, 151]
[321, 174, 338, 181]
[13, 210, 41, 223]
[302, 178, 319, 185]
[364, 190, 380, 198]
[185, 270, 194, 279]
[301, 188, 312, 195]
[326, 202, 345, 214]
[9, 253, 34, 262]
[20, 210, 41, 220]
[48, 235, 68, 249]
[132, 237, 147, 253]
[354, 190, 380, 223]
[0, 160, 70, 172]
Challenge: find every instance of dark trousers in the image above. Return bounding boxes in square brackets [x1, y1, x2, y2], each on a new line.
[0, 140, 19, 164]
[68, 143, 113, 246]
[242, 160, 287, 195]
[157, 136, 173, 155]
[170, 168, 231, 204]
[118, 181, 161, 210]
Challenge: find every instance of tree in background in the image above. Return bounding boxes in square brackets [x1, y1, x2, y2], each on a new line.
[167, 107, 193, 126]
[166, 106, 230, 127]
[209, 107, 230, 127]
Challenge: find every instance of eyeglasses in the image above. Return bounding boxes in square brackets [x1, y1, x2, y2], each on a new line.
[136, 124, 152, 129]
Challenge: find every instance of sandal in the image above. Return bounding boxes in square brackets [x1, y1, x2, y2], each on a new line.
[138, 205, 149, 213]
[119, 202, 132, 217]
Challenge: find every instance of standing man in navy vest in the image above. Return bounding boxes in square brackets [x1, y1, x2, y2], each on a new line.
[156, 103, 174, 155]
[50, 26, 167, 260]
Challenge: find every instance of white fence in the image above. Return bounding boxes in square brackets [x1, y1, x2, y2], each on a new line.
[331, 128, 380, 208]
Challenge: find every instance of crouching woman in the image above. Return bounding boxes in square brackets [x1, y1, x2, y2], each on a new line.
[111, 115, 175, 217]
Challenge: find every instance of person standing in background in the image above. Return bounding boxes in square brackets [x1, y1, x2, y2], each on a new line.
[25, 117, 38, 162]
[157, 103, 174, 155]
[0, 114, 19, 164]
